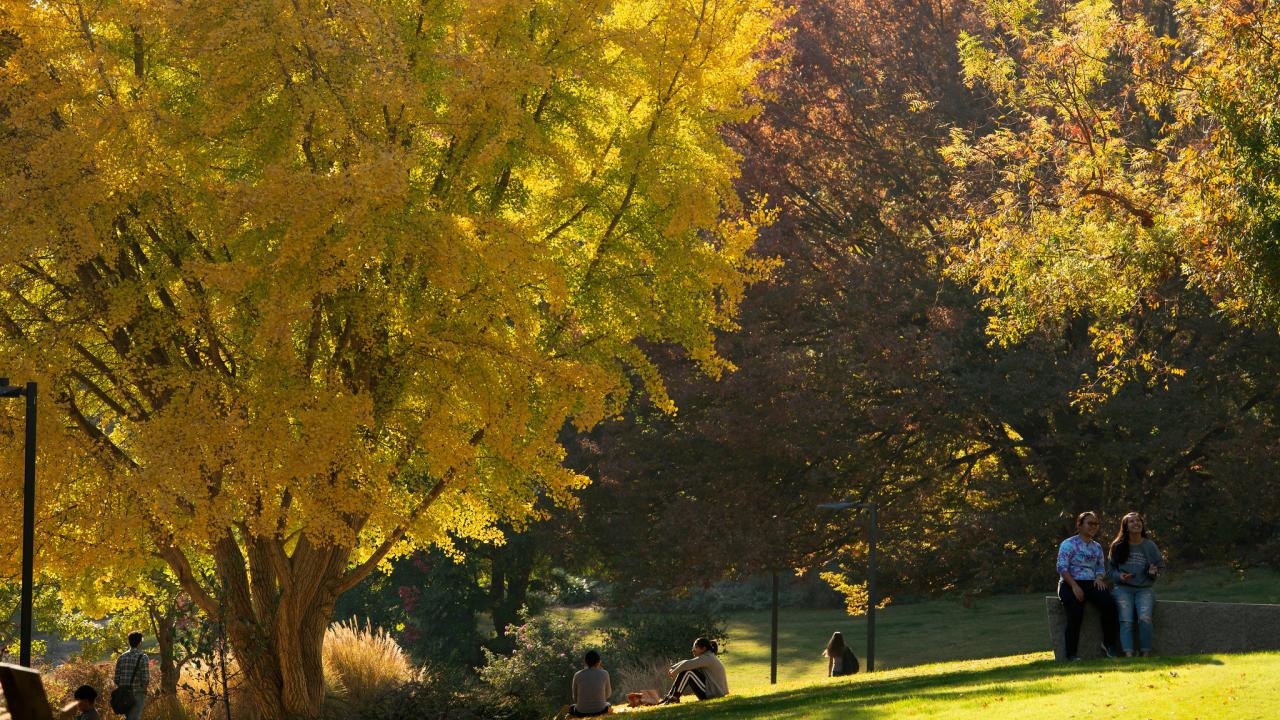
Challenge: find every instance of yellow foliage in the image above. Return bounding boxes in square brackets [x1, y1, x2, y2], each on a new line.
[0, 0, 781, 713]
[819, 572, 891, 618]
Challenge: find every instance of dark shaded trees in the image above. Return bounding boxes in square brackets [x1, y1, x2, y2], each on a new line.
[559, 0, 1280, 606]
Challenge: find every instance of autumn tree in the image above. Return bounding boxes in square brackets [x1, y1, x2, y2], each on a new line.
[561, 0, 1012, 603]
[946, 0, 1280, 354]
[561, 0, 1280, 609]
[0, 1, 780, 717]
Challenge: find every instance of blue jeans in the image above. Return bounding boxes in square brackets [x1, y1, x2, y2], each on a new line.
[1112, 585, 1155, 653]
[126, 690, 146, 720]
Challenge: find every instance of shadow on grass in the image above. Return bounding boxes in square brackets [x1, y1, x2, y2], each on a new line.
[649, 656, 1224, 719]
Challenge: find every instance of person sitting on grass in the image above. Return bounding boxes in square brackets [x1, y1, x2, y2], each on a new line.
[569, 650, 612, 717]
[1107, 511, 1165, 658]
[1057, 510, 1121, 661]
[658, 637, 728, 705]
[59, 685, 101, 720]
[823, 631, 858, 677]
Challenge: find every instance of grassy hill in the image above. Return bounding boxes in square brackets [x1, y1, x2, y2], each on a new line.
[639, 651, 1280, 719]
[716, 566, 1280, 692]
[560, 566, 1280, 695]
[559, 566, 1280, 718]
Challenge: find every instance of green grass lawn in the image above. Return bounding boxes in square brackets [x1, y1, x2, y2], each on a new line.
[556, 565, 1280, 705]
[719, 565, 1280, 692]
[639, 651, 1280, 719]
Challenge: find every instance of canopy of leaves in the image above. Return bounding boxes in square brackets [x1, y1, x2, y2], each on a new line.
[0, 0, 779, 594]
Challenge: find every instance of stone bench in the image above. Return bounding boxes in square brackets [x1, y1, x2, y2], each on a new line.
[1045, 596, 1280, 660]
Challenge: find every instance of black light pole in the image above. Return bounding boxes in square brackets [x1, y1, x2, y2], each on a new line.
[769, 569, 779, 685]
[818, 500, 878, 672]
[0, 378, 36, 668]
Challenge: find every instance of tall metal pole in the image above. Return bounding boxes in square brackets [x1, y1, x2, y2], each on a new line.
[865, 502, 877, 673]
[19, 382, 37, 667]
[769, 569, 779, 685]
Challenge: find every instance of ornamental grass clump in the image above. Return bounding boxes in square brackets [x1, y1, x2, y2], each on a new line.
[323, 619, 414, 707]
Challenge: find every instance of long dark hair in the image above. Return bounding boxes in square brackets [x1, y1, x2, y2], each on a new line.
[1109, 511, 1149, 565]
[694, 637, 718, 654]
[826, 631, 846, 657]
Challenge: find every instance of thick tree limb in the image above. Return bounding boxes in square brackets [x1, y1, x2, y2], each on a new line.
[332, 477, 449, 594]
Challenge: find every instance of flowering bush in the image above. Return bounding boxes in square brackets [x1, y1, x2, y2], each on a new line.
[478, 614, 590, 717]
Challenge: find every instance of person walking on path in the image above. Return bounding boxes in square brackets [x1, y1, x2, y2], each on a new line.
[569, 650, 612, 717]
[1057, 511, 1121, 660]
[1107, 511, 1165, 657]
[658, 637, 728, 704]
[113, 631, 149, 720]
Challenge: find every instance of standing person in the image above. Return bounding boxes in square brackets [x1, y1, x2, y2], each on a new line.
[112, 631, 149, 720]
[1108, 511, 1165, 657]
[1056, 511, 1121, 660]
[569, 650, 612, 717]
[658, 637, 728, 705]
[823, 631, 858, 677]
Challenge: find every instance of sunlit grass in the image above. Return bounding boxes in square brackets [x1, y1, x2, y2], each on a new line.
[555, 566, 1280, 697]
[638, 651, 1280, 719]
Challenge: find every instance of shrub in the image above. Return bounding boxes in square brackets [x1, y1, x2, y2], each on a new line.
[142, 695, 199, 720]
[603, 595, 728, 669]
[531, 569, 597, 607]
[331, 668, 525, 720]
[479, 614, 590, 718]
[174, 654, 258, 720]
[43, 659, 114, 717]
[323, 619, 415, 707]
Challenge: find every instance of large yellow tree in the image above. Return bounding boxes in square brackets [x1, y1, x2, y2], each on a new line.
[0, 0, 779, 716]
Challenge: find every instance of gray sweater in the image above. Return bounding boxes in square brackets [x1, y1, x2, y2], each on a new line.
[1107, 539, 1164, 587]
[571, 667, 611, 713]
[670, 652, 728, 698]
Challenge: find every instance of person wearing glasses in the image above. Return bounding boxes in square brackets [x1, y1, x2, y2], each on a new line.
[1056, 511, 1121, 660]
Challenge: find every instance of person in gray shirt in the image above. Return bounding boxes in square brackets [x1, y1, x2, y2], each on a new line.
[570, 650, 611, 717]
[1107, 511, 1166, 657]
[658, 637, 728, 704]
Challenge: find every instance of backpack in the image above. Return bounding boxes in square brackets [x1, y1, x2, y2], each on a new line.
[839, 646, 859, 675]
[110, 655, 142, 714]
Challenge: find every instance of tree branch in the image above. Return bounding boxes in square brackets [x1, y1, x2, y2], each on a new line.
[332, 477, 449, 595]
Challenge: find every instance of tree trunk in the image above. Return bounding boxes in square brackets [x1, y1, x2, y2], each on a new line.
[490, 534, 534, 637]
[164, 534, 352, 720]
[152, 608, 180, 696]
[157, 479, 446, 719]
[230, 601, 332, 720]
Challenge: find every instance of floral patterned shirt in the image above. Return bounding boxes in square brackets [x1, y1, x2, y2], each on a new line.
[1056, 535, 1105, 581]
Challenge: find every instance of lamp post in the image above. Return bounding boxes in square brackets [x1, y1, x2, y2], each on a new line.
[0, 378, 36, 667]
[770, 568, 779, 685]
[818, 500, 878, 672]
